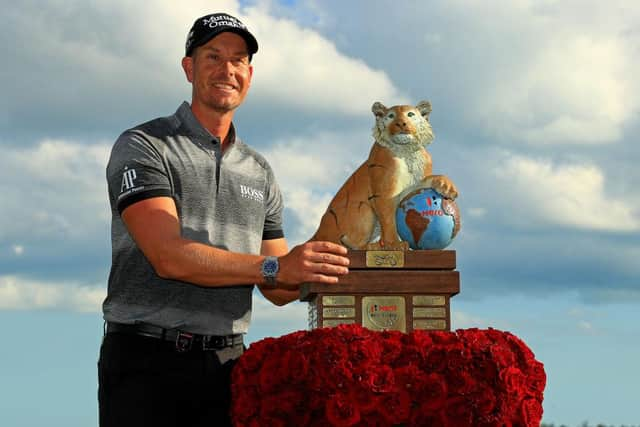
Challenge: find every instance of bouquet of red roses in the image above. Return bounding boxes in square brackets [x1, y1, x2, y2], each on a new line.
[231, 324, 545, 427]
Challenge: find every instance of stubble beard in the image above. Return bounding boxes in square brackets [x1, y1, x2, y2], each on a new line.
[208, 99, 239, 113]
[202, 86, 243, 114]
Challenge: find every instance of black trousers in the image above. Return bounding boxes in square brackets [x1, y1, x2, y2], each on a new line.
[98, 331, 243, 427]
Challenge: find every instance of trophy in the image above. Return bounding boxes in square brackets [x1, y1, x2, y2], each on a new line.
[301, 100, 461, 332]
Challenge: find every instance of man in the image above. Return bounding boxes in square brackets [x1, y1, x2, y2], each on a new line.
[99, 13, 349, 427]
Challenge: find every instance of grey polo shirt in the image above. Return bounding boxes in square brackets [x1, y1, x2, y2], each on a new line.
[104, 102, 284, 335]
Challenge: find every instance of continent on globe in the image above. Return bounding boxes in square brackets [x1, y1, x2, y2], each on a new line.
[396, 186, 461, 250]
[404, 209, 430, 245]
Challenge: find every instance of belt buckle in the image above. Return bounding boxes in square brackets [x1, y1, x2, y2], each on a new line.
[203, 336, 226, 351]
[175, 332, 193, 352]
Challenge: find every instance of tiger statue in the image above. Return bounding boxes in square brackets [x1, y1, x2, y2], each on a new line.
[310, 100, 458, 250]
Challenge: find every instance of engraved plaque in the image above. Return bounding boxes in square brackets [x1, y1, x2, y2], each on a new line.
[362, 296, 406, 332]
[413, 319, 447, 330]
[413, 295, 446, 306]
[366, 250, 405, 268]
[322, 295, 355, 306]
[322, 319, 356, 328]
[413, 307, 447, 318]
[323, 307, 356, 318]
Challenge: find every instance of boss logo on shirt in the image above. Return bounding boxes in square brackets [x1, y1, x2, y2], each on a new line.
[240, 184, 264, 203]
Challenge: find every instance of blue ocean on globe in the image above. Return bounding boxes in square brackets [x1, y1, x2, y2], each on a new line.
[395, 188, 459, 250]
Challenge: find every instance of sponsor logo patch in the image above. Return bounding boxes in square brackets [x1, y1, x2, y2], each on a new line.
[240, 184, 264, 203]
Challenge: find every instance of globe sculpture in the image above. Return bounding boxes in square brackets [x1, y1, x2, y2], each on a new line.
[396, 186, 461, 250]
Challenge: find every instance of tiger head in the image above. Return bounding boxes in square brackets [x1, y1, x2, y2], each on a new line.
[371, 101, 435, 154]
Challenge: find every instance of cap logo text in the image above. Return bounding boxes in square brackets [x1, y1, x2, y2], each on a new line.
[203, 15, 247, 30]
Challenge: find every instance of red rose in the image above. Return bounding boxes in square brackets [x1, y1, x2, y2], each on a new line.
[348, 385, 380, 414]
[364, 364, 395, 393]
[520, 397, 543, 427]
[378, 389, 412, 425]
[409, 409, 447, 427]
[490, 342, 517, 367]
[430, 330, 459, 345]
[420, 373, 448, 412]
[527, 360, 547, 396]
[230, 326, 546, 426]
[505, 332, 536, 363]
[394, 364, 428, 394]
[446, 343, 472, 370]
[257, 354, 287, 393]
[380, 331, 404, 362]
[325, 393, 361, 427]
[458, 328, 493, 350]
[474, 358, 499, 384]
[445, 396, 473, 427]
[470, 385, 498, 420]
[281, 349, 310, 384]
[499, 366, 526, 399]
[424, 345, 448, 371]
[448, 369, 477, 395]
[406, 329, 434, 347]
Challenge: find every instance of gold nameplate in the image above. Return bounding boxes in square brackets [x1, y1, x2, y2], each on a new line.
[413, 307, 447, 318]
[322, 319, 356, 328]
[413, 319, 447, 330]
[322, 295, 355, 306]
[413, 295, 446, 306]
[365, 250, 405, 268]
[323, 307, 356, 318]
[362, 296, 406, 332]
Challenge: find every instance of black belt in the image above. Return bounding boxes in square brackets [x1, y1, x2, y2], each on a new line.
[106, 322, 243, 352]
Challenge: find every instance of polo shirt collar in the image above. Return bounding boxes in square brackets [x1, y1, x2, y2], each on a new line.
[175, 101, 237, 146]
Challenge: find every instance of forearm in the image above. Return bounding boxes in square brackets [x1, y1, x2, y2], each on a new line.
[153, 237, 266, 287]
[259, 288, 300, 306]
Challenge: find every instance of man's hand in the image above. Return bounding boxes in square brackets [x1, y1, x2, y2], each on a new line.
[276, 241, 350, 290]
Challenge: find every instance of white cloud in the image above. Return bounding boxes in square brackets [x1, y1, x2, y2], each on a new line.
[466, 207, 487, 218]
[480, 32, 637, 144]
[492, 154, 639, 231]
[262, 130, 376, 244]
[2, 0, 406, 132]
[314, 0, 640, 145]
[0, 275, 105, 312]
[12, 245, 24, 256]
[0, 139, 111, 241]
[245, 5, 409, 115]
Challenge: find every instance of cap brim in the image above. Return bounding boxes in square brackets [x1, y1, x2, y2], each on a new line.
[190, 28, 258, 56]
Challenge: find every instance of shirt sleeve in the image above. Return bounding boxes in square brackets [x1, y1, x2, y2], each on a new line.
[262, 165, 284, 240]
[106, 130, 173, 214]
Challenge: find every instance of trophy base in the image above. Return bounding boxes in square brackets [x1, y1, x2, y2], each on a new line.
[300, 250, 460, 333]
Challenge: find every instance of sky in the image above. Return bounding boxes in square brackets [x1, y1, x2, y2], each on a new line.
[1, 0, 639, 425]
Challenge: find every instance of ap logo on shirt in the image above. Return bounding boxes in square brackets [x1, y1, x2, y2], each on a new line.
[120, 166, 138, 193]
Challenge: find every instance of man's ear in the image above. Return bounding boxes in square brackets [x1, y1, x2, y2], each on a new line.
[181, 56, 194, 83]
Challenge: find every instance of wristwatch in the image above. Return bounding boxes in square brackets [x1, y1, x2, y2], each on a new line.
[261, 256, 279, 288]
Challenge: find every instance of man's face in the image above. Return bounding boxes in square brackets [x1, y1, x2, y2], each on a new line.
[182, 32, 253, 113]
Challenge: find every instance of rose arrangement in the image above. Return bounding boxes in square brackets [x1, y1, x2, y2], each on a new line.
[231, 324, 545, 427]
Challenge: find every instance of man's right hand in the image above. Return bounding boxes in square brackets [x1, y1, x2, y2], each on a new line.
[276, 241, 350, 289]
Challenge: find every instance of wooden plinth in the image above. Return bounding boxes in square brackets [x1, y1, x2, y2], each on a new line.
[300, 250, 460, 333]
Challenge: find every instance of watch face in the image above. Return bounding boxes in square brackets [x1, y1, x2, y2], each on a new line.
[263, 258, 278, 276]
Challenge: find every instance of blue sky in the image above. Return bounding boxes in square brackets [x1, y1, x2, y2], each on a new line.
[1, 0, 639, 425]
